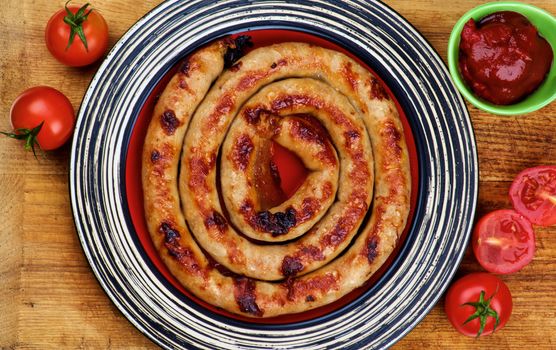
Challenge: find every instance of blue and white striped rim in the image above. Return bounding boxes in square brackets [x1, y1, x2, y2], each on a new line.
[69, 0, 478, 348]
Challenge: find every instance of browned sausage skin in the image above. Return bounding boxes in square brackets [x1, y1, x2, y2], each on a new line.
[142, 39, 411, 318]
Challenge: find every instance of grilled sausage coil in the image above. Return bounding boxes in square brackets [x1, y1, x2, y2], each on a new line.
[142, 38, 411, 317]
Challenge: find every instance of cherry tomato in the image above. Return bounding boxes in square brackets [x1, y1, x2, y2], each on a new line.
[45, 2, 109, 67]
[472, 209, 535, 274]
[5, 86, 75, 152]
[445, 273, 512, 337]
[510, 165, 556, 227]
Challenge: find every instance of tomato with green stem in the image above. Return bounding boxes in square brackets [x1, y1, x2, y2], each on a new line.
[1, 86, 75, 155]
[45, 1, 109, 67]
[445, 273, 512, 337]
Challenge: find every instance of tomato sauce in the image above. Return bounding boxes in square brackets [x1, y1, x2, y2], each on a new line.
[459, 11, 553, 105]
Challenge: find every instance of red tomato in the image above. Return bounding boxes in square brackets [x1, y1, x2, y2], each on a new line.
[445, 273, 512, 337]
[7, 86, 75, 152]
[45, 2, 109, 67]
[510, 165, 556, 227]
[271, 142, 308, 198]
[472, 209, 535, 274]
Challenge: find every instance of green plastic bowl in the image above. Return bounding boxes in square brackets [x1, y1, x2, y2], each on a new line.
[447, 2, 556, 115]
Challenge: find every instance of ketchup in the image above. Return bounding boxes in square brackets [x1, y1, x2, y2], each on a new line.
[459, 11, 553, 105]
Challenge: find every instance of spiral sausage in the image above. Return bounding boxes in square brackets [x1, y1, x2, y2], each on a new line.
[220, 104, 341, 243]
[142, 38, 411, 317]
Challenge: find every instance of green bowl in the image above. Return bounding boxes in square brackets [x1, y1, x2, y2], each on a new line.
[447, 2, 556, 115]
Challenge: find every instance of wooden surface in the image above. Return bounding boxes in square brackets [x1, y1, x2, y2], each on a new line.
[1, 0, 555, 349]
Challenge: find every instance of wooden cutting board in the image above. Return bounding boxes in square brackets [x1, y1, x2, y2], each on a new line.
[1, 0, 555, 348]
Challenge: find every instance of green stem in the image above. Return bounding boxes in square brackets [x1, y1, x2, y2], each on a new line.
[461, 289, 501, 337]
[0, 121, 44, 159]
[64, 1, 93, 51]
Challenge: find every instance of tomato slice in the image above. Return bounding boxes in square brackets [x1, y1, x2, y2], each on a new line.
[472, 209, 535, 274]
[271, 142, 308, 199]
[510, 165, 556, 227]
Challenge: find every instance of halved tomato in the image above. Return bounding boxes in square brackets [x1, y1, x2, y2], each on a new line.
[509, 165, 556, 227]
[472, 209, 535, 274]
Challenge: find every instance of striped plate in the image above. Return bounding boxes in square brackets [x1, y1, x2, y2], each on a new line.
[69, 0, 478, 349]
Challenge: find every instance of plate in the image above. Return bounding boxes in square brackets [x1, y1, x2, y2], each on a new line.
[127, 28, 420, 325]
[69, 0, 478, 348]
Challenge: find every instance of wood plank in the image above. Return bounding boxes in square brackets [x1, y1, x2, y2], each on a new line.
[0, 175, 24, 347]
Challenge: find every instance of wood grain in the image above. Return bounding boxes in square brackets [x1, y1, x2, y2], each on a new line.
[1, 0, 555, 349]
